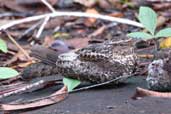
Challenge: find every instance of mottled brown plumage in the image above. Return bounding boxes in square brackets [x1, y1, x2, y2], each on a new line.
[147, 58, 171, 91]
[22, 39, 137, 83]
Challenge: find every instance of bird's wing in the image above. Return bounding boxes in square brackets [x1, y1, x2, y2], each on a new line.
[76, 43, 113, 62]
[31, 45, 65, 65]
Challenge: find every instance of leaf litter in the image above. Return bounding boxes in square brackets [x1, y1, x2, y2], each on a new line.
[0, 0, 171, 113]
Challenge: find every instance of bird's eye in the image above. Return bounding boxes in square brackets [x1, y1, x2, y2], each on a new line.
[151, 63, 155, 66]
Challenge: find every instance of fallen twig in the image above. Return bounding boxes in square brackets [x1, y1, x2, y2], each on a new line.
[0, 75, 63, 99]
[4, 31, 31, 60]
[72, 74, 133, 93]
[132, 87, 171, 100]
[109, 38, 132, 45]
[36, 16, 50, 38]
[0, 82, 26, 92]
[0, 12, 32, 18]
[0, 12, 143, 31]
[0, 80, 45, 99]
[0, 74, 131, 111]
[19, 20, 42, 40]
[34, 0, 55, 38]
[41, 0, 56, 13]
[0, 74, 132, 111]
[0, 85, 68, 111]
[137, 54, 154, 59]
[0, 76, 21, 85]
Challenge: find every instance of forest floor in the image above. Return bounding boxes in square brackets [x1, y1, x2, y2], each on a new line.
[4, 76, 169, 114]
[1, 0, 171, 114]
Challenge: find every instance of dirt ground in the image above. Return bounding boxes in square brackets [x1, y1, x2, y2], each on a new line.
[1, 76, 170, 114]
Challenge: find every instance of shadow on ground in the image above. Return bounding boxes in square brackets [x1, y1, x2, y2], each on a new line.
[2, 76, 171, 114]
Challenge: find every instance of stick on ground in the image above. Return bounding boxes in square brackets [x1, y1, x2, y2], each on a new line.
[4, 31, 31, 60]
[41, 0, 56, 12]
[132, 87, 171, 100]
[0, 86, 68, 111]
[0, 11, 143, 31]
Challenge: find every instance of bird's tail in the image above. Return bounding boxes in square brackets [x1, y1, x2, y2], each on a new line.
[31, 45, 61, 65]
[21, 45, 69, 80]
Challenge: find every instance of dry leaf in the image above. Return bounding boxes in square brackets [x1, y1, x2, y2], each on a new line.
[66, 37, 90, 49]
[74, 0, 97, 7]
[18, 60, 35, 68]
[108, 12, 124, 18]
[0, 86, 68, 111]
[160, 37, 171, 49]
[84, 8, 99, 27]
[97, 0, 111, 9]
[132, 87, 171, 100]
[157, 16, 166, 28]
[88, 25, 106, 38]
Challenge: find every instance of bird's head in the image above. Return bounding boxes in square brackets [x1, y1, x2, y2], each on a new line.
[146, 59, 164, 87]
[148, 59, 164, 73]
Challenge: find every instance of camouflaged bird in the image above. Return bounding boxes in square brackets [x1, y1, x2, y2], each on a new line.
[22, 39, 138, 83]
[147, 57, 171, 91]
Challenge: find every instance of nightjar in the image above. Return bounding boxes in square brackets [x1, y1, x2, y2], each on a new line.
[22, 39, 138, 83]
[147, 59, 171, 91]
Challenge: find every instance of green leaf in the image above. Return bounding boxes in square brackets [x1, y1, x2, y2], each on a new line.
[155, 28, 171, 38]
[127, 32, 153, 39]
[63, 77, 81, 92]
[0, 39, 8, 53]
[138, 7, 157, 35]
[0, 67, 19, 79]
